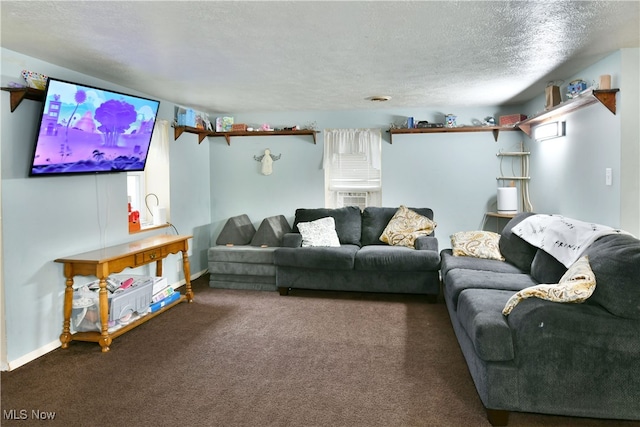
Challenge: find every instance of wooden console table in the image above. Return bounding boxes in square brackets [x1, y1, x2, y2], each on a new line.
[55, 234, 193, 352]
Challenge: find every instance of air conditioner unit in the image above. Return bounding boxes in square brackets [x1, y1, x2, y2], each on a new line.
[337, 191, 368, 210]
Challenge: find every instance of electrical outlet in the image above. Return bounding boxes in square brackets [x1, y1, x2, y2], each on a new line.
[605, 168, 612, 186]
[187, 247, 192, 257]
[176, 259, 182, 272]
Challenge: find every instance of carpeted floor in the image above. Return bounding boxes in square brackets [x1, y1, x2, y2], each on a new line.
[2, 274, 638, 427]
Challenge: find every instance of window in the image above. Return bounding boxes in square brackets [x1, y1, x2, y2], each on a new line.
[324, 129, 382, 209]
[127, 119, 170, 229]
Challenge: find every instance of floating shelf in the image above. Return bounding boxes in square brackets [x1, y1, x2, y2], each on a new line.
[174, 126, 318, 145]
[486, 212, 517, 219]
[517, 89, 619, 136]
[387, 126, 519, 143]
[1, 87, 45, 112]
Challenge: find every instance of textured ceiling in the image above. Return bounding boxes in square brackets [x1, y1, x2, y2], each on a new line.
[1, 1, 639, 113]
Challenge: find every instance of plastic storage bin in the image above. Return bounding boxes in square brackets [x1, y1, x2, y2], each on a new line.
[71, 276, 155, 332]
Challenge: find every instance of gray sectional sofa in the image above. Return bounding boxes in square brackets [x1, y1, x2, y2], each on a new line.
[274, 206, 441, 298]
[441, 212, 640, 425]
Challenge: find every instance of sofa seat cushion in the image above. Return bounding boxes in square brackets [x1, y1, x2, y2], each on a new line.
[209, 261, 275, 277]
[440, 249, 524, 282]
[354, 245, 440, 272]
[208, 245, 277, 264]
[457, 289, 516, 362]
[274, 244, 359, 270]
[445, 268, 538, 307]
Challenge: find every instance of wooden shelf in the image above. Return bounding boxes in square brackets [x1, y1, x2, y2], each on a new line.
[486, 212, 517, 219]
[73, 295, 186, 342]
[387, 126, 520, 143]
[1, 87, 45, 112]
[174, 126, 318, 145]
[517, 89, 619, 136]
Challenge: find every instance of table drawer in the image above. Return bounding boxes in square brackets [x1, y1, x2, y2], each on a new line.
[135, 248, 165, 265]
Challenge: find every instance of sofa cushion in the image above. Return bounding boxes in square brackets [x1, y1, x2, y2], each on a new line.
[297, 217, 341, 247]
[498, 212, 537, 272]
[209, 261, 276, 277]
[451, 230, 504, 261]
[444, 268, 538, 307]
[502, 255, 596, 315]
[582, 234, 640, 319]
[250, 215, 291, 247]
[216, 214, 256, 245]
[354, 245, 441, 271]
[530, 248, 567, 284]
[379, 205, 437, 248]
[293, 207, 362, 246]
[457, 289, 516, 362]
[361, 207, 434, 246]
[274, 244, 359, 270]
[440, 249, 524, 283]
[208, 245, 277, 264]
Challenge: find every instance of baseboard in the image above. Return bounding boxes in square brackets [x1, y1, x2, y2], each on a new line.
[4, 268, 208, 371]
[173, 268, 207, 289]
[7, 339, 61, 371]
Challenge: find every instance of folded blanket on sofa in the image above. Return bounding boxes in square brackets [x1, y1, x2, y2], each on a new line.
[512, 214, 632, 267]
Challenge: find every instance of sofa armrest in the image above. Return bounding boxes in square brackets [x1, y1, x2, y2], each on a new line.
[415, 235, 438, 251]
[282, 232, 303, 248]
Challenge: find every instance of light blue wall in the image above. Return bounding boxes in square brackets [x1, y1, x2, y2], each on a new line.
[3, 46, 637, 367]
[1, 48, 211, 364]
[523, 50, 639, 231]
[209, 108, 526, 246]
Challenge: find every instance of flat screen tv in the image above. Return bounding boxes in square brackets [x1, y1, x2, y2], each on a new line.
[29, 78, 161, 176]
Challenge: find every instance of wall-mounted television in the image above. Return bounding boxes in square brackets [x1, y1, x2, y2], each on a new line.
[29, 78, 161, 176]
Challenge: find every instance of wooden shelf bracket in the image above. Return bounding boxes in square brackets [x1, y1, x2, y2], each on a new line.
[1, 87, 45, 112]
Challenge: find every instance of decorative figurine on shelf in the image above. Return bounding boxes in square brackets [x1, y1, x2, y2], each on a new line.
[483, 116, 496, 126]
[254, 148, 281, 175]
[445, 114, 457, 128]
[567, 79, 588, 98]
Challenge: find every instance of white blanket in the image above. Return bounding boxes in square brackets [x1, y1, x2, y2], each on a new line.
[512, 214, 632, 267]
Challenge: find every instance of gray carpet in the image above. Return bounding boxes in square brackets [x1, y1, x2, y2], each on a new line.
[2, 274, 638, 427]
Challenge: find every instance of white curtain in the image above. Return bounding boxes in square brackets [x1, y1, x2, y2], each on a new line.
[144, 119, 170, 219]
[323, 128, 382, 170]
[323, 128, 382, 208]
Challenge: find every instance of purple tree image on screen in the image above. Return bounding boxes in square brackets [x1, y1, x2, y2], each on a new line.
[30, 78, 160, 176]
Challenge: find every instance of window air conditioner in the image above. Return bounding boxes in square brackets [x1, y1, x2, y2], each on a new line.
[337, 191, 368, 210]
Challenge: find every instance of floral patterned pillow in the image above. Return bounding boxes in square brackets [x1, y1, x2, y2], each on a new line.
[379, 205, 436, 248]
[502, 255, 596, 315]
[451, 230, 505, 261]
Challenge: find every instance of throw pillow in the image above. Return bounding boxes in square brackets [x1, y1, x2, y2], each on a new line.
[502, 255, 596, 315]
[379, 205, 436, 248]
[297, 217, 341, 247]
[451, 231, 505, 261]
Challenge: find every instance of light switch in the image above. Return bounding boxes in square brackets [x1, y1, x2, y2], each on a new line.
[605, 168, 612, 186]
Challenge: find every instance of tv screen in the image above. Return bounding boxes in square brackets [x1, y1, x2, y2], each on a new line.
[29, 78, 160, 176]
